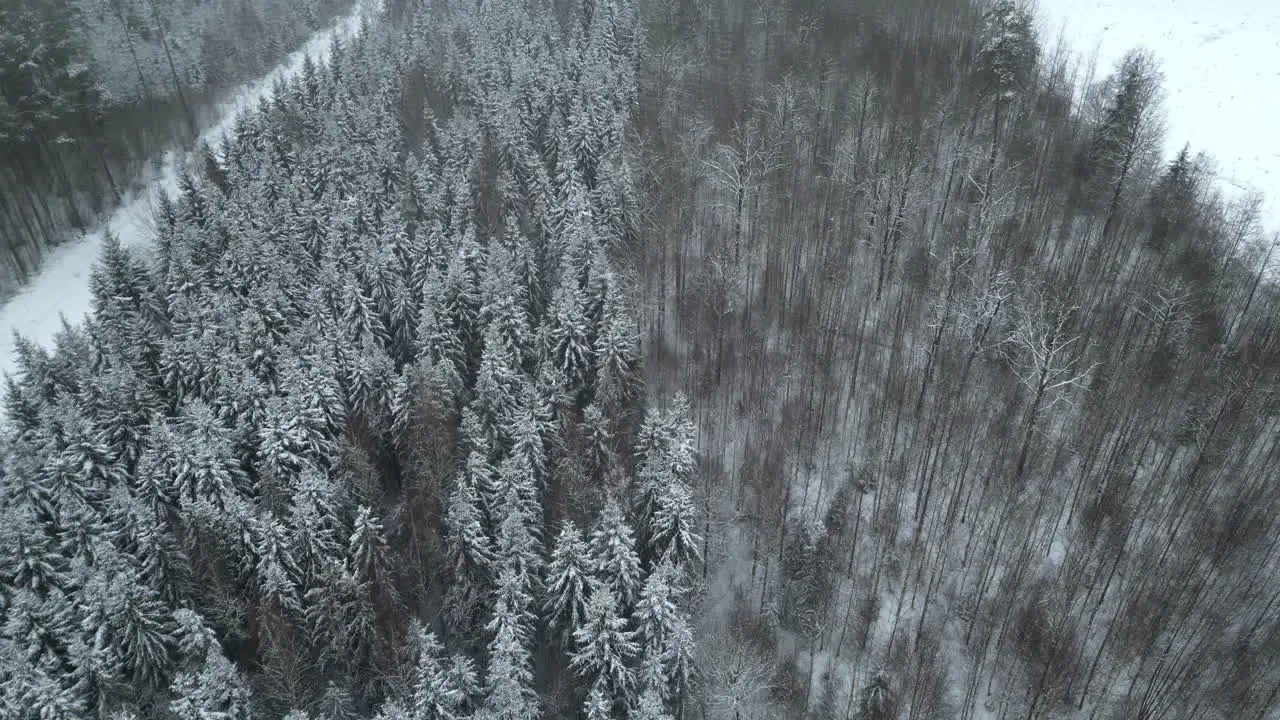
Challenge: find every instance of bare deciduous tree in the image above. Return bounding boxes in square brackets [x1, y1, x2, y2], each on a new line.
[1001, 290, 1099, 480]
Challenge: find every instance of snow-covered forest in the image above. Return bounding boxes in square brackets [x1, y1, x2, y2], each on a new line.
[1, 0, 1279, 719]
[0, 0, 357, 295]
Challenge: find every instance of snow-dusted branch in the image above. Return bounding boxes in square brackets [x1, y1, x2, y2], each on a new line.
[957, 267, 1016, 358]
[1000, 290, 1098, 413]
[1129, 279, 1195, 352]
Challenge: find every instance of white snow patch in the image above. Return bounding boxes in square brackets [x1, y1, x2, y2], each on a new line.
[1035, 0, 1280, 235]
[0, 2, 371, 389]
[1045, 536, 1066, 567]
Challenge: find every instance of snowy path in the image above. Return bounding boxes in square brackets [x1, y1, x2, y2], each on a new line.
[0, 2, 370, 384]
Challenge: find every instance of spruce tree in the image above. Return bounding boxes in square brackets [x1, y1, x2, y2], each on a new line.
[570, 580, 639, 706]
[544, 520, 592, 646]
[588, 498, 643, 608]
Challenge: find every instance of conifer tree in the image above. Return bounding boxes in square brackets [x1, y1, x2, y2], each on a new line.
[285, 468, 348, 585]
[137, 401, 250, 515]
[249, 511, 304, 650]
[588, 498, 643, 608]
[546, 272, 595, 393]
[491, 455, 544, 577]
[477, 563, 540, 720]
[105, 487, 192, 606]
[444, 472, 495, 630]
[633, 397, 700, 567]
[633, 560, 682, 658]
[394, 626, 477, 720]
[545, 520, 592, 645]
[509, 382, 551, 481]
[580, 402, 617, 481]
[348, 506, 404, 641]
[630, 686, 675, 720]
[974, 1, 1038, 104]
[570, 579, 639, 705]
[416, 268, 468, 396]
[1145, 145, 1204, 253]
[649, 480, 702, 570]
[593, 284, 640, 413]
[583, 682, 613, 720]
[1088, 49, 1165, 241]
[168, 610, 252, 720]
[473, 323, 525, 444]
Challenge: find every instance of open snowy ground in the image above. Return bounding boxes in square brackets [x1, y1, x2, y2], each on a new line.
[0, 1, 371, 386]
[1035, 0, 1280, 233]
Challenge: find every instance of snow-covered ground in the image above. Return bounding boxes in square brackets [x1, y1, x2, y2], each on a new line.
[0, 2, 371, 385]
[1035, 0, 1280, 233]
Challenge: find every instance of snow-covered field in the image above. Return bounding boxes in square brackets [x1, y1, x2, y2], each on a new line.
[0, 2, 370, 385]
[1035, 0, 1280, 232]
